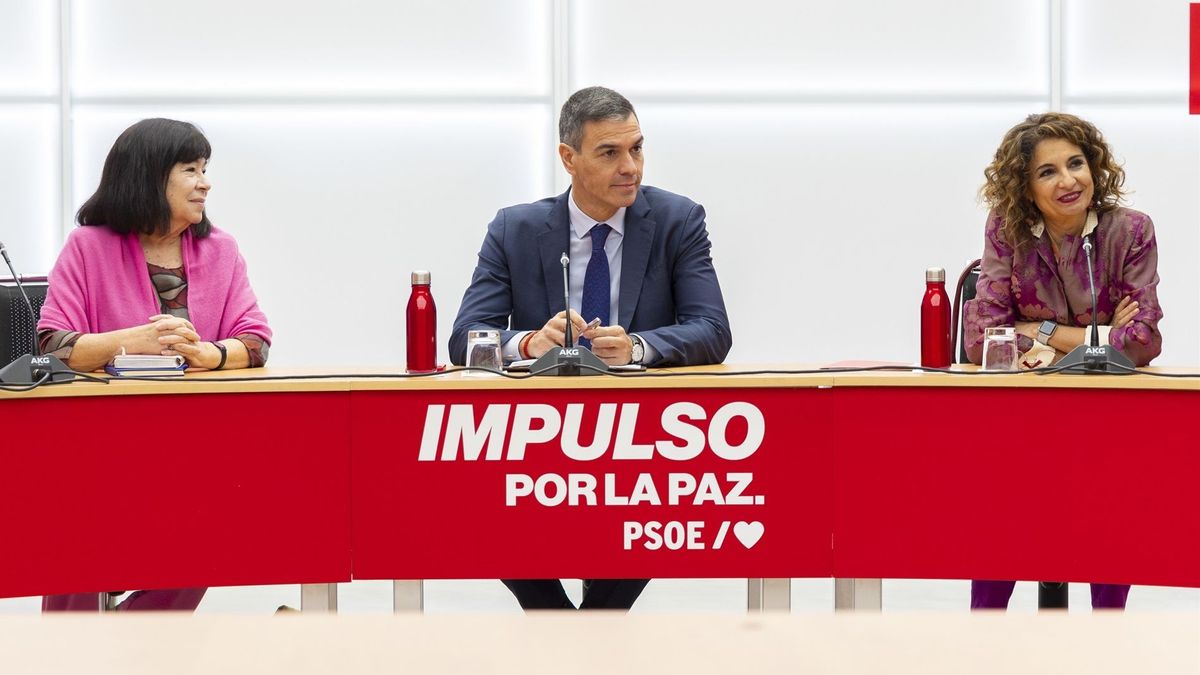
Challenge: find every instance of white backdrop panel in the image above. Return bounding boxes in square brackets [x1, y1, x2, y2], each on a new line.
[0, 106, 60, 275]
[1063, 0, 1192, 97]
[0, 0, 57, 96]
[72, 0, 550, 97]
[1065, 104, 1200, 366]
[637, 103, 1037, 365]
[573, 0, 1048, 96]
[73, 105, 552, 366]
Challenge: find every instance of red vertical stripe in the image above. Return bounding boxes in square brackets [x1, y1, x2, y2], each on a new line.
[1192, 3, 1200, 113]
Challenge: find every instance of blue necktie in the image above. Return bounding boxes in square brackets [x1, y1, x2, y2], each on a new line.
[578, 224, 611, 349]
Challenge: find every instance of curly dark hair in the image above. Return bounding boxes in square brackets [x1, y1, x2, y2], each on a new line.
[981, 112, 1126, 250]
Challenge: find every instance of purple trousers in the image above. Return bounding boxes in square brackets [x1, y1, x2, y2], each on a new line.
[42, 588, 206, 612]
[971, 580, 1129, 610]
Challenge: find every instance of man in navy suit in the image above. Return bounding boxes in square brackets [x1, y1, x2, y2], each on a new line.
[450, 86, 732, 611]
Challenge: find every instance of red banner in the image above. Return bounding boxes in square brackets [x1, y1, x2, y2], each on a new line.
[351, 388, 834, 580]
[831, 387, 1200, 587]
[0, 392, 353, 598]
[4, 379, 1199, 598]
[1192, 3, 1200, 113]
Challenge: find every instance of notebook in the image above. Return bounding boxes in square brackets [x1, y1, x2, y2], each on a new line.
[105, 354, 188, 377]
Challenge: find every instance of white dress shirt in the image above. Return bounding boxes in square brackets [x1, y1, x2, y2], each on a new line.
[502, 190, 656, 363]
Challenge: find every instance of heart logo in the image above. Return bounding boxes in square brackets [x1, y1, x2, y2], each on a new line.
[733, 521, 764, 549]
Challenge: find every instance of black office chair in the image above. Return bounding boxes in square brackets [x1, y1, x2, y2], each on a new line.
[0, 276, 48, 368]
[951, 259, 1068, 610]
[950, 260, 980, 365]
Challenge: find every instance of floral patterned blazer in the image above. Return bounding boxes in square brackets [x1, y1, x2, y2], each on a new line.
[964, 207, 1162, 367]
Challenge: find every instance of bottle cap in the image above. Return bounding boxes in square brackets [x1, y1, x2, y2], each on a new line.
[925, 267, 945, 283]
[411, 270, 431, 285]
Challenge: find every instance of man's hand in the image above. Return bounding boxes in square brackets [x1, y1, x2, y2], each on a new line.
[525, 310, 587, 358]
[584, 324, 634, 366]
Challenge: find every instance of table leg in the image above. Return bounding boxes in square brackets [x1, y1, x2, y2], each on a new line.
[747, 578, 791, 612]
[300, 583, 338, 613]
[393, 580, 424, 613]
[834, 578, 881, 611]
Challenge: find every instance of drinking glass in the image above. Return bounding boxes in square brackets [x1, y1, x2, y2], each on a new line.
[982, 326, 1019, 371]
[465, 329, 502, 375]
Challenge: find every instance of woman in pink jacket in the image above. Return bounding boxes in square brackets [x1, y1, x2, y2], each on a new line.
[38, 118, 272, 612]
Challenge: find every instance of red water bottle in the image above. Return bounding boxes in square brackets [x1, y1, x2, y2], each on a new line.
[921, 267, 952, 368]
[406, 270, 437, 373]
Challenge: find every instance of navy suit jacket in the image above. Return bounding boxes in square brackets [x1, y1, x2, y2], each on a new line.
[450, 186, 732, 366]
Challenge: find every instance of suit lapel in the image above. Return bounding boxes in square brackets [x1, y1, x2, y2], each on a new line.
[618, 190, 654, 328]
[537, 191, 572, 318]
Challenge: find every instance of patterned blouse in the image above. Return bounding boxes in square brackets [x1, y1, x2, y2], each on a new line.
[38, 263, 269, 367]
[963, 207, 1162, 367]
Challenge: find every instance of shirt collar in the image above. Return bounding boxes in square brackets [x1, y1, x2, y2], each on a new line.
[568, 189, 626, 240]
[1031, 210, 1098, 239]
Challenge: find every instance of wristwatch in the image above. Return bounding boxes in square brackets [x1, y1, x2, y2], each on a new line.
[1037, 320, 1058, 345]
[629, 334, 645, 365]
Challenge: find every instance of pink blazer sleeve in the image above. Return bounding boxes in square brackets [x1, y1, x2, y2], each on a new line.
[37, 233, 91, 333]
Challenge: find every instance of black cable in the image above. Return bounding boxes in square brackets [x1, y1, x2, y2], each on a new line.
[90, 363, 1200, 380]
[6, 362, 1197, 392]
[1033, 362, 1087, 375]
[0, 371, 50, 392]
[571, 363, 1199, 378]
[1101, 361, 1200, 378]
[90, 366, 551, 383]
[58, 363, 1200, 381]
[67, 370, 110, 384]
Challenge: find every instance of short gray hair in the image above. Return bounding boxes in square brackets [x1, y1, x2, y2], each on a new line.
[558, 86, 637, 150]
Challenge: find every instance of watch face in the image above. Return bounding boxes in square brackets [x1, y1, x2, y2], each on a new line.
[1039, 321, 1056, 338]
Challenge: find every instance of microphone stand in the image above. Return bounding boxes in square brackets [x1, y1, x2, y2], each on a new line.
[530, 252, 608, 376]
[0, 243, 74, 386]
[1057, 235, 1135, 375]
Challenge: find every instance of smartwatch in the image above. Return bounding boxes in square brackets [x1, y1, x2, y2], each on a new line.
[1037, 320, 1057, 345]
[629, 334, 645, 365]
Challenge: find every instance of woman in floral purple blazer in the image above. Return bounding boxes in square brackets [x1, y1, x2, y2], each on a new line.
[963, 112, 1163, 610]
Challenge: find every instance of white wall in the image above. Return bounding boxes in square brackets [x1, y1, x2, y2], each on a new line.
[2, 0, 1197, 366]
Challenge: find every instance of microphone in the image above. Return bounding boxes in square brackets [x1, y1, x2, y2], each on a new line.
[1057, 234, 1135, 375]
[0, 242, 75, 386]
[1085, 237, 1101, 348]
[530, 251, 608, 376]
[560, 252, 573, 349]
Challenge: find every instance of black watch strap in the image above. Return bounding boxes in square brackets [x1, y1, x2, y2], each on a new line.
[211, 341, 228, 370]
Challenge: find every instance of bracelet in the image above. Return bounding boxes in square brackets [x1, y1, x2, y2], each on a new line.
[211, 341, 228, 370]
[518, 331, 536, 360]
